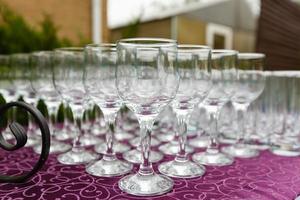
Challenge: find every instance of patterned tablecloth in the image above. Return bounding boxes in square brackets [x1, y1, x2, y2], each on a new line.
[1, 142, 300, 200]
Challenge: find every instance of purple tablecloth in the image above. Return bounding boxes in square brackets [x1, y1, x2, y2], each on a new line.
[1, 145, 300, 200]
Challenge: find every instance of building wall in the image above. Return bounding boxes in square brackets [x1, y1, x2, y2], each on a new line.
[233, 30, 256, 52]
[1, 0, 92, 44]
[110, 18, 171, 42]
[176, 15, 206, 45]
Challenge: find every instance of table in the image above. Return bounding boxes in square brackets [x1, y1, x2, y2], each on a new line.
[1, 144, 300, 200]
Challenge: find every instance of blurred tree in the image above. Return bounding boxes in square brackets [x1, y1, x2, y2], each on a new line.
[121, 18, 140, 39]
[0, 0, 71, 54]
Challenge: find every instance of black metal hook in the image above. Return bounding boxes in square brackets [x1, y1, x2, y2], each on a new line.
[0, 101, 50, 183]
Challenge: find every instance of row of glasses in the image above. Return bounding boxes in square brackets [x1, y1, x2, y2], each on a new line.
[4, 37, 268, 197]
[268, 71, 300, 156]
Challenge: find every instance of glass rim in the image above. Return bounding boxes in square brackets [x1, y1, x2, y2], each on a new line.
[54, 47, 84, 53]
[269, 70, 300, 77]
[10, 53, 30, 58]
[212, 49, 238, 55]
[177, 44, 211, 53]
[31, 50, 53, 56]
[86, 43, 116, 48]
[85, 43, 116, 52]
[117, 37, 177, 47]
[238, 53, 265, 60]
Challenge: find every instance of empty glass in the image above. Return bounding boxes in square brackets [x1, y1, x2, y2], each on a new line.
[84, 43, 132, 177]
[270, 71, 300, 156]
[222, 53, 265, 158]
[192, 49, 237, 166]
[158, 45, 211, 178]
[53, 47, 99, 165]
[30, 51, 71, 154]
[116, 38, 179, 196]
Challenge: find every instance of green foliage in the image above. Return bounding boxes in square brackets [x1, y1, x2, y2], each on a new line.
[0, 1, 71, 54]
[57, 103, 65, 123]
[15, 96, 28, 126]
[36, 99, 48, 119]
[121, 18, 140, 39]
[0, 93, 7, 129]
[65, 105, 74, 123]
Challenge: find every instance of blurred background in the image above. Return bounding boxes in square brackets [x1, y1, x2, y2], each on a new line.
[0, 0, 300, 70]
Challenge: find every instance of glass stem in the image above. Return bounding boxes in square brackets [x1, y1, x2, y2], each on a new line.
[48, 105, 57, 137]
[103, 111, 117, 160]
[71, 107, 84, 152]
[138, 118, 154, 176]
[233, 103, 249, 147]
[206, 107, 220, 154]
[175, 113, 189, 162]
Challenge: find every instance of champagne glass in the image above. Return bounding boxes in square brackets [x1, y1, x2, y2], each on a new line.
[30, 51, 72, 154]
[192, 50, 237, 166]
[84, 43, 132, 176]
[53, 47, 99, 165]
[116, 38, 179, 196]
[158, 45, 211, 178]
[222, 53, 265, 158]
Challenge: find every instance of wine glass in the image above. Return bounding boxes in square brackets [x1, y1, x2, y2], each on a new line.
[222, 53, 265, 158]
[52, 47, 99, 165]
[0, 55, 17, 103]
[9, 53, 40, 145]
[189, 104, 211, 148]
[84, 43, 132, 176]
[29, 51, 72, 154]
[116, 38, 179, 196]
[158, 45, 211, 178]
[192, 49, 238, 166]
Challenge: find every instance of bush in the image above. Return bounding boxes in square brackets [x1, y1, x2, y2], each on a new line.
[0, 1, 71, 54]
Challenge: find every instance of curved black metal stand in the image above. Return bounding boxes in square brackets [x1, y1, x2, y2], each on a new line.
[0, 101, 50, 183]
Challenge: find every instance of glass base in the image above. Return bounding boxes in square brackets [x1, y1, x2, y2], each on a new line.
[270, 146, 300, 157]
[94, 142, 130, 154]
[86, 156, 133, 177]
[2, 129, 15, 140]
[129, 137, 160, 147]
[119, 173, 173, 196]
[219, 136, 236, 144]
[158, 159, 205, 178]
[91, 126, 107, 136]
[248, 143, 270, 150]
[187, 126, 198, 137]
[158, 142, 194, 155]
[156, 132, 174, 142]
[189, 135, 210, 148]
[57, 149, 100, 165]
[221, 145, 259, 158]
[123, 149, 163, 164]
[115, 131, 134, 141]
[192, 151, 234, 166]
[79, 134, 103, 146]
[55, 129, 76, 141]
[25, 135, 41, 147]
[34, 140, 71, 154]
[121, 123, 138, 132]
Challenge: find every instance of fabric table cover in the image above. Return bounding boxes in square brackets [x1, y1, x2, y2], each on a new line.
[1, 144, 300, 200]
